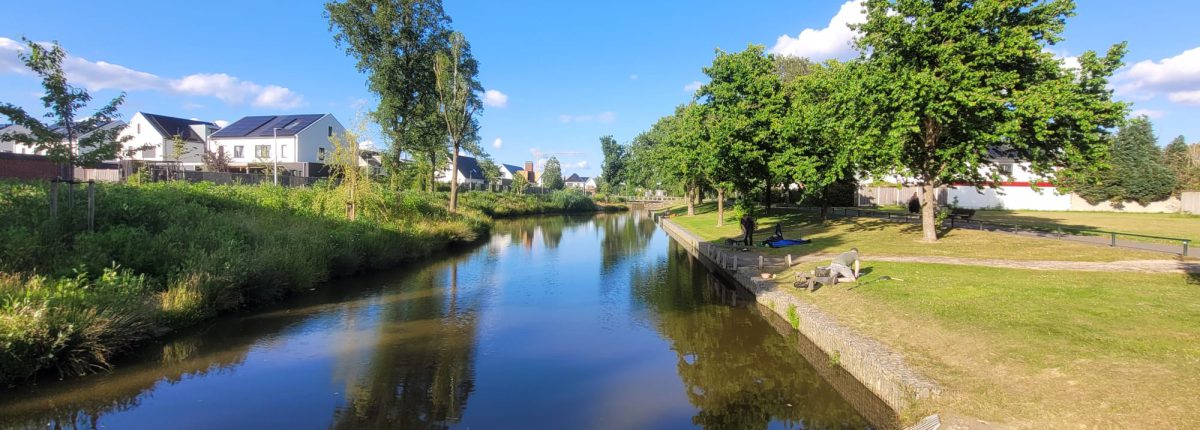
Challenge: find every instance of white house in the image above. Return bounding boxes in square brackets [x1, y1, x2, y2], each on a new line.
[0, 124, 25, 153]
[119, 113, 217, 166]
[564, 173, 586, 189]
[584, 176, 598, 192]
[437, 154, 487, 186]
[496, 163, 522, 185]
[209, 114, 345, 172]
[863, 150, 1071, 211]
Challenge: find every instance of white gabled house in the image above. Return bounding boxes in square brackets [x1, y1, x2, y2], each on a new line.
[437, 154, 487, 186]
[119, 113, 217, 165]
[209, 114, 345, 173]
[3, 121, 128, 158]
[584, 176, 598, 192]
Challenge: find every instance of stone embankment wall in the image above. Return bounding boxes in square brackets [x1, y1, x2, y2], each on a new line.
[658, 217, 941, 416]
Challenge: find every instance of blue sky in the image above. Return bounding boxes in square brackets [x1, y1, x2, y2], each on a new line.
[2, 1, 1198, 175]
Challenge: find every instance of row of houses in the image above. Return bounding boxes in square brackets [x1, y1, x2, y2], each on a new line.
[1, 112, 598, 190]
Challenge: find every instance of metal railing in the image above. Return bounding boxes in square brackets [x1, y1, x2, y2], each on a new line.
[830, 207, 1192, 257]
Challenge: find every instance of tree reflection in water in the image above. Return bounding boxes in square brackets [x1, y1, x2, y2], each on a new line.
[631, 241, 870, 430]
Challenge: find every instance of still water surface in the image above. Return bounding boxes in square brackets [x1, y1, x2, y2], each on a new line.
[0, 212, 872, 429]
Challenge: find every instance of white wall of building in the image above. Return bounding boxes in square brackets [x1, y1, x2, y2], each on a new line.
[210, 136, 297, 165]
[947, 185, 1072, 211]
[119, 113, 207, 163]
[293, 114, 345, 163]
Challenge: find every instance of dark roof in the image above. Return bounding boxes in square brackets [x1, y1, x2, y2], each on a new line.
[211, 114, 325, 138]
[142, 113, 215, 143]
[501, 163, 523, 174]
[579, 176, 590, 182]
[451, 155, 485, 180]
[564, 173, 583, 183]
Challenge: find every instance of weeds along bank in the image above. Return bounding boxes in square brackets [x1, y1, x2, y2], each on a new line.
[0, 180, 604, 384]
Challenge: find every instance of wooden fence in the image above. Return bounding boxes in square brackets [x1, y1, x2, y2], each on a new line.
[855, 185, 947, 207]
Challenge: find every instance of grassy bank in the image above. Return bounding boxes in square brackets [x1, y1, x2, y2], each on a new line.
[666, 203, 1168, 261]
[664, 203, 1200, 426]
[0, 180, 603, 384]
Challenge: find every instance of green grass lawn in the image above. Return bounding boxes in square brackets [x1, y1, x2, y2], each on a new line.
[778, 261, 1200, 428]
[871, 205, 1200, 245]
[665, 203, 1169, 262]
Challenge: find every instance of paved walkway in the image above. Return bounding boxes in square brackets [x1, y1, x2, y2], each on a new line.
[718, 247, 1200, 274]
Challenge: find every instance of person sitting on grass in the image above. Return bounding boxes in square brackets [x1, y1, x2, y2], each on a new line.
[829, 248, 860, 282]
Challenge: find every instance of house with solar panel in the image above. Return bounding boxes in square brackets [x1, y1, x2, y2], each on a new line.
[118, 113, 218, 166]
[209, 114, 345, 176]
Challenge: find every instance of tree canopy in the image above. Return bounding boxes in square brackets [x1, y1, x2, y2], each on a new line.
[542, 157, 564, 190]
[851, 0, 1127, 240]
[1073, 117, 1176, 205]
[0, 38, 132, 175]
[599, 135, 626, 193]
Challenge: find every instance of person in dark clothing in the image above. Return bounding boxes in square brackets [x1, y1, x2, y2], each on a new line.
[907, 192, 920, 214]
[740, 214, 756, 246]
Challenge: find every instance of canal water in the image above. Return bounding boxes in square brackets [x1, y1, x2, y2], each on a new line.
[0, 212, 874, 429]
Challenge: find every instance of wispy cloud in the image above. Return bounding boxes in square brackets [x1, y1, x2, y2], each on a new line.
[769, 0, 865, 61]
[683, 80, 703, 93]
[558, 112, 616, 123]
[1130, 108, 1165, 119]
[1116, 46, 1200, 106]
[484, 89, 508, 108]
[0, 37, 305, 109]
[492, 137, 503, 149]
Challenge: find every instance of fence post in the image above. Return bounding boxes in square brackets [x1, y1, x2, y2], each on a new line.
[49, 179, 59, 219]
[758, 255, 764, 271]
[1110, 232, 1117, 247]
[1183, 240, 1189, 257]
[787, 254, 792, 267]
[87, 181, 95, 232]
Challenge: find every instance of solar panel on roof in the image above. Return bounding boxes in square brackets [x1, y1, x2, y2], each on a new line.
[215, 116, 274, 137]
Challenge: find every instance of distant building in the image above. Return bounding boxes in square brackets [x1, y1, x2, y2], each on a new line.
[497, 162, 523, 186]
[119, 112, 217, 166]
[584, 176, 598, 192]
[209, 114, 345, 175]
[437, 154, 487, 186]
[564, 173, 585, 189]
[3, 121, 127, 158]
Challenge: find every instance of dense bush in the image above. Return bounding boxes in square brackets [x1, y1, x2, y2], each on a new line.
[0, 180, 601, 384]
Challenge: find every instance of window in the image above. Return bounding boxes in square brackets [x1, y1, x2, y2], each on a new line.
[233, 145, 244, 158]
[318, 147, 326, 161]
[327, 126, 333, 137]
[997, 163, 1014, 176]
[136, 123, 141, 134]
[143, 146, 156, 158]
[281, 145, 288, 160]
[255, 145, 270, 158]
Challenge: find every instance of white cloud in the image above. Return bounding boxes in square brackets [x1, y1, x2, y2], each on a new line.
[213, 120, 230, 128]
[559, 112, 616, 123]
[1116, 46, 1200, 106]
[0, 37, 305, 110]
[770, 0, 865, 61]
[1130, 108, 1165, 119]
[359, 139, 378, 149]
[683, 80, 703, 93]
[492, 137, 503, 149]
[574, 161, 589, 170]
[483, 89, 508, 108]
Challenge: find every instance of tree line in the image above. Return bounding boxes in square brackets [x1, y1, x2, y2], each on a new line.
[612, 0, 1148, 241]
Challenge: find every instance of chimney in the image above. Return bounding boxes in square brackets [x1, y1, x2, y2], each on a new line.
[524, 161, 535, 181]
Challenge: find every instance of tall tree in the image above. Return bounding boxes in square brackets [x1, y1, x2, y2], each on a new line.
[1164, 135, 1198, 192]
[326, 0, 452, 190]
[599, 135, 626, 194]
[542, 157, 565, 190]
[853, 0, 1128, 241]
[0, 38, 131, 178]
[697, 45, 787, 211]
[1073, 117, 1176, 205]
[434, 32, 483, 212]
[774, 60, 863, 219]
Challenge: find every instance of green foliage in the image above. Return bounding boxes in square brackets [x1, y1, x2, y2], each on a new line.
[1164, 135, 1200, 192]
[1072, 117, 1176, 205]
[599, 135, 626, 193]
[510, 171, 529, 193]
[0, 38, 133, 169]
[850, 0, 1127, 240]
[326, 0, 452, 188]
[0, 180, 599, 384]
[434, 31, 484, 212]
[542, 157, 565, 190]
[786, 304, 799, 329]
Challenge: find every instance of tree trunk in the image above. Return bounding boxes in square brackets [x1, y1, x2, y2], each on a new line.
[763, 177, 772, 209]
[716, 188, 725, 227]
[686, 185, 695, 216]
[449, 143, 460, 213]
[428, 152, 438, 193]
[820, 204, 829, 221]
[921, 182, 938, 242]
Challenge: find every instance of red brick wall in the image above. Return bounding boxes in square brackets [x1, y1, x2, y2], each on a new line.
[0, 153, 60, 180]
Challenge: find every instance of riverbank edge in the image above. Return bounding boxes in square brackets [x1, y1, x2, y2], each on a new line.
[1, 201, 619, 387]
[656, 215, 941, 425]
